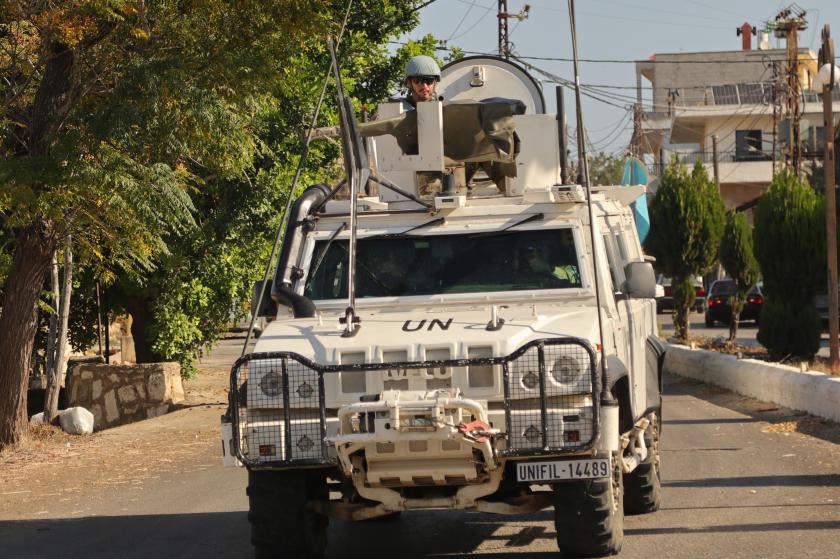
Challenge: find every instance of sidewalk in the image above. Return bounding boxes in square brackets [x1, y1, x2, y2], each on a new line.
[0, 334, 250, 520]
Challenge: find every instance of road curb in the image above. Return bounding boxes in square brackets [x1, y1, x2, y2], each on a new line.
[664, 344, 840, 423]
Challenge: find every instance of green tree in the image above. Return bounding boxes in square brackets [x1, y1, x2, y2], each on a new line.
[719, 210, 759, 343]
[754, 169, 825, 360]
[1, 0, 397, 449]
[645, 159, 725, 340]
[88, 6, 431, 375]
[588, 152, 625, 186]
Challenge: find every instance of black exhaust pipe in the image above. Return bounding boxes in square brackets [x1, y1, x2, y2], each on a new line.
[272, 183, 331, 318]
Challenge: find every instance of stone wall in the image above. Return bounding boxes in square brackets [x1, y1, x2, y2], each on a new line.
[67, 363, 185, 430]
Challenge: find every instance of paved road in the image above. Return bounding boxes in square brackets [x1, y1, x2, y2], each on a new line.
[2, 367, 839, 559]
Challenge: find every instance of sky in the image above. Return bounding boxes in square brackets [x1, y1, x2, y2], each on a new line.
[400, 0, 840, 156]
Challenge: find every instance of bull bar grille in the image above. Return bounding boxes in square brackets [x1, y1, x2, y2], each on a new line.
[229, 337, 599, 467]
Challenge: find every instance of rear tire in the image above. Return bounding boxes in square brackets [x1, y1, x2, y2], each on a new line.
[623, 411, 661, 515]
[704, 315, 714, 327]
[553, 452, 623, 557]
[247, 469, 328, 559]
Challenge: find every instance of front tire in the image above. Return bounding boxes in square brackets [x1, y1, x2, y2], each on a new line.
[553, 452, 623, 557]
[624, 411, 661, 515]
[247, 469, 328, 559]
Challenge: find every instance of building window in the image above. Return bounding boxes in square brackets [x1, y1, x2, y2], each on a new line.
[735, 130, 766, 161]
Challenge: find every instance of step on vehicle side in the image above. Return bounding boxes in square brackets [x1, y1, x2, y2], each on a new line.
[221, 52, 666, 558]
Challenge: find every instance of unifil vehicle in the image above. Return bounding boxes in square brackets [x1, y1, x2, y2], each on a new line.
[221, 46, 666, 558]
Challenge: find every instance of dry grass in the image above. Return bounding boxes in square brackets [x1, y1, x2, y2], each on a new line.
[0, 365, 227, 518]
[689, 336, 840, 377]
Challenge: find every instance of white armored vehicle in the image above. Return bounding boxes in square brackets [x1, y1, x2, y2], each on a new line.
[222, 52, 665, 558]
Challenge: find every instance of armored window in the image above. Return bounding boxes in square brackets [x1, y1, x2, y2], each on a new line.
[304, 227, 582, 300]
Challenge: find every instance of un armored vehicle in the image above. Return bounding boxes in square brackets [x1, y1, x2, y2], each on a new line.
[222, 54, 666, 558]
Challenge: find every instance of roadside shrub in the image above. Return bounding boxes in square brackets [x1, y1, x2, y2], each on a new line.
[645, 159, 725, 340]
[719, 210, 759, 342]
[753, 169, 825, 360]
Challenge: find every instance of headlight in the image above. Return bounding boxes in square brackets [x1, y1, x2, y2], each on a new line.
[259, 371, 283, 397]
[550, 355, 587, 388]
[521, 371, 540, 389]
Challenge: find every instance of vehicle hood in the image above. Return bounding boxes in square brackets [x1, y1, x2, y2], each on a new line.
[254, 303, 600, 364]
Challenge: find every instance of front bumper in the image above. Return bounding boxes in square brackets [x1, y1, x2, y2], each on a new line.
[227, 337, 600, 469]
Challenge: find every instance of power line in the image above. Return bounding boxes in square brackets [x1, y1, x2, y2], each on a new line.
[390, 41, 839, 63]
[446, 1, 477, 41]
[448, 0, 495, 41]
[411, 0, 441, 12]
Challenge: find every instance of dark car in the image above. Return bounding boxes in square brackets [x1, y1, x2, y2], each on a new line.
[704, 279, 763, 327]
[814, 289, 840, 330]
[656, 275, 705, 314]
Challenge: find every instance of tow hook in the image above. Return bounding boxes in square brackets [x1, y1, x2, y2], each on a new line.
[620, 417, 650, 473]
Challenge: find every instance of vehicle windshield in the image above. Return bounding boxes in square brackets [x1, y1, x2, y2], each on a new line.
[711, 280, 735, 296]
[304, 228, 581, 300]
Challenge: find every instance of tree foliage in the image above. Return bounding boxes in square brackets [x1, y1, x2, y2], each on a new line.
[588, 152, 624, 186]
[0, 0, 431, 447]
[754, 169, 825, 360]
[645, 159, 725, 340]
[719, 210, 759, 342]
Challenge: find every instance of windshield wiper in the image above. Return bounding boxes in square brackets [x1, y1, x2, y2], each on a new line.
[468, 212, 544, 238]
[368, 216, 445, 239]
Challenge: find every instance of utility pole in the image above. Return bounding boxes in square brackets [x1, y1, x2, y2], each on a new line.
[497, 1, 530, 59]
[711, 134, 721, 194]
[712, 134, 723, 282]
[629, 103, 642, 159]
[771, 60, 781, 174]
[819, 24, 839, 372]
[774, 6, 808, 176]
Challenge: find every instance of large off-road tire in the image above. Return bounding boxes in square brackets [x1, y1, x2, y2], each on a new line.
[553, 452, 624, 557]
[623, 411, 661, 515]
[247, 469, 328, 559]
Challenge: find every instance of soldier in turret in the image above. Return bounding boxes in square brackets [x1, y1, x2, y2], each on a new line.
[403, 55, 441, 107]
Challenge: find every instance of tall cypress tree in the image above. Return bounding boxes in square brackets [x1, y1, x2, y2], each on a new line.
[645, 159, 725, 340]
[753, 169, 825, 360]
[719, 210, 759, 343]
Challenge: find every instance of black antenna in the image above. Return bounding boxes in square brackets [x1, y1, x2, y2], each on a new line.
[568, 0, 610, 401]
[327, 37, 368, 337]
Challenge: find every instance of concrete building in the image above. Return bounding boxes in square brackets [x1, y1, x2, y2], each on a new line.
[634, 27, 840, 210]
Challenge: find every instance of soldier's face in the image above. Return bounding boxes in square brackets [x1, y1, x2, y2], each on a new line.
[408, 76, 438, 102]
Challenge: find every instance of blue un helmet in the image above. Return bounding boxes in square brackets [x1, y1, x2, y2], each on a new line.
[404, 55, 441, 81]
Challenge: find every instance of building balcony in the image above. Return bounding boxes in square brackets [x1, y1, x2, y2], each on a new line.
[647, 149, 789, 184]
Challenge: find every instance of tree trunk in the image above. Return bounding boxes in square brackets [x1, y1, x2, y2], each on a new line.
[672, 277, 694, 341]
[45, 252, 60, 382]
[0, 221, 57, 449]
[45, 236, 73, 422]
[729, 304, 739, 344]
[125, 297, 165, 363]
[0, 35, 85, 448]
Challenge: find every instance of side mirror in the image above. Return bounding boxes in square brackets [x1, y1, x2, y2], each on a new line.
[252, 281, 278, 318]
[622, 261, 657, 299]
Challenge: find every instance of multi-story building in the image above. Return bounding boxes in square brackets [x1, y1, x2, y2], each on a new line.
[634, 28, 839, 210]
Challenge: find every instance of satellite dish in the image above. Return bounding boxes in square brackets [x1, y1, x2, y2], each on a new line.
[440, 56, 546, 114]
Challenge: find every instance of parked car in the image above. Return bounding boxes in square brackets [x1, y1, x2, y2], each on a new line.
[704, 279, 763, 327]
[814, 289, 840, 330]
[656, 275, 705, 314]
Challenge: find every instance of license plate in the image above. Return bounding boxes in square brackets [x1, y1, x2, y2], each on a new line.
[516, 458, 610, 482]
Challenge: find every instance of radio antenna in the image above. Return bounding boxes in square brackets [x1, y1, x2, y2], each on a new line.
[568, 0, 610, 400]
